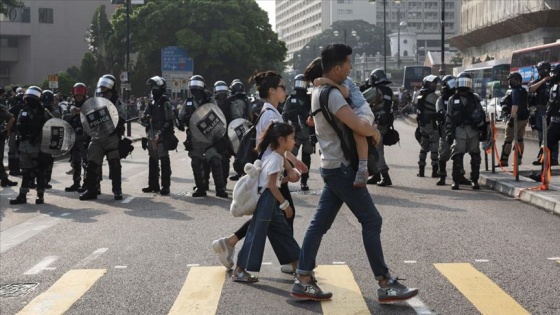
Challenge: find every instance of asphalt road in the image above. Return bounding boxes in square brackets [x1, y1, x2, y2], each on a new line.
[1, 119, 559, 315]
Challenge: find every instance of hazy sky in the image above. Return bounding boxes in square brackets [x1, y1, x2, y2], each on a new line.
[256, 0, 276, 31]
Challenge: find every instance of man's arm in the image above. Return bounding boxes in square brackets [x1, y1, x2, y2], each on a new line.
[528, 77, 550, 93]
[335, 105, 376, 137]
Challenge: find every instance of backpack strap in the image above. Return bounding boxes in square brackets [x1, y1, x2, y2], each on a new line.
[313, 85, 354, 163]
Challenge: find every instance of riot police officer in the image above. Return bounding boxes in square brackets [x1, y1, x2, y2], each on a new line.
[212, 80, 237, 185]
[64, 83, 89, 192]
[416, 75, 441, 178]
[530, 64, 560, 182]
[435, 75, 455, 186]
[499, 72, 530, 166]
[7, 87, 24, 176]
[445, 73, 486, 190]
[529, 61, 557, 165]
[282, 74, 315, 190]
[228, 80, 251, 121]
[10, 87, 50, 204]
[40, 90, 60, 189]
[180, 75, 228, 198]
[80, 74, 126, 201]
[140, 76, 175, 195]
[367, 69, 393, 186]
[0, 87, 17, 187]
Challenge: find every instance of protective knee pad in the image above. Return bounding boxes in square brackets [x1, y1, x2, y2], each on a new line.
[470, 153, 482, 166]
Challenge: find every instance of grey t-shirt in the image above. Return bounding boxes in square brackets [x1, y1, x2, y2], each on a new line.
[311, 86, 350, 169]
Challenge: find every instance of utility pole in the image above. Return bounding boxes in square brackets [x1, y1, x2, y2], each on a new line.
[440, 0, 445, 76]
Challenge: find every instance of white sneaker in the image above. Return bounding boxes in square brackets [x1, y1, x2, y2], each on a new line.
[211, 238, 235, 269]
[280, 264, 294, 274]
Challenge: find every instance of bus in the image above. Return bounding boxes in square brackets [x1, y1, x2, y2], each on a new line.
[510, 41, 560, 84]
[453, 60, 510, 99]
[402, 66, 432, 91]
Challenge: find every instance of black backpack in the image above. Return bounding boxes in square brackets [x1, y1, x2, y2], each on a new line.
[311, 86, 357, 171]
[232, 108, 272, 174]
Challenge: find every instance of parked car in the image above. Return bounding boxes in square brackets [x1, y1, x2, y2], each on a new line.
[482, 81, 507, 121]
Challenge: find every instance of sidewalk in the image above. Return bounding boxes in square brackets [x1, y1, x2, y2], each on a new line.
[402, 114, 560, 216]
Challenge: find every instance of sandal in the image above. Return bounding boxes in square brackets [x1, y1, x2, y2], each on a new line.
[232, 270, 259, 283]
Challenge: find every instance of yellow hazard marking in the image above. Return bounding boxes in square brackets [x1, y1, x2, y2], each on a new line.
[435, 263, 529, 315]
[17, 269, 106, 315]
[168, 266, 226, 315]
[315, 265, 370, 315]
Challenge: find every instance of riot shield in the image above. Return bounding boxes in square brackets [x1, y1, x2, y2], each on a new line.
[40, 118, 75, 156]
[188, 102, 227, 146]
[227, 118, 252, 154]
[80, 97, 119, 139]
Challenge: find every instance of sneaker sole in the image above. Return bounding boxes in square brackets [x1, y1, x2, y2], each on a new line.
[290, 292, 332, 301]
[212, 240, 234, 269]
[378, 290, 418, 303]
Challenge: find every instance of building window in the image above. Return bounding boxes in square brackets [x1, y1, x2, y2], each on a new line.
[39, 8, 54, 24]
[338, 0, 345, 3]
[4, 7, 30, 23]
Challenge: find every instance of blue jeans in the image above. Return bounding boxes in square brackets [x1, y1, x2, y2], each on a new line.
[296, 164, 390, 280]
[236, 189, 300, 272]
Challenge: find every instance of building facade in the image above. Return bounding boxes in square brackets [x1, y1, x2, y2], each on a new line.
[450, 0, 560, 66]
[0, 1, 109, 87]
[276, 0, 377, 59]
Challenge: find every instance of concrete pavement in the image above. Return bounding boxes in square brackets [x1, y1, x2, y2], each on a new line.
[403, 114, 560, 216]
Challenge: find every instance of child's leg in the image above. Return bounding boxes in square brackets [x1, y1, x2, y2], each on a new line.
[354, 131, 369, 187]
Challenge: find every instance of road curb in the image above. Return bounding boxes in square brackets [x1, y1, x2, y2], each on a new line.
[479, 173, 560, 216]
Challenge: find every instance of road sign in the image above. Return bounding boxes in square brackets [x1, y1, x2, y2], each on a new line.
[48, 74, 59, 89]
[161, 46, 194, 72]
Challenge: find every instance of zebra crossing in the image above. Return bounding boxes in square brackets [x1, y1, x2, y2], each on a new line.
[4, 260, 534, 315]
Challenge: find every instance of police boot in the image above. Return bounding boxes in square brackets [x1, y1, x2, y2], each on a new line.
[377, 171, 392, 187]
[471, 163, 480, 190]
[431, 163, 439, 178]
[458, 160, 471, 185]
[451, 157, 462, 190]
[65, 180, 81, 192]
[142, 158, 160, 193]
[499, 143, 510, 167]
[367, 173, 381, 185]
[417, 165, 425, 177]
[436, 161, 447, 186]
[210, 157, 228, 198]
[8, 158, 21, 176]
[10, 192, 27, 205]
[1, 178, 18, 187]
[203, 159, 210, 191]
[533, 148, 543, 165]
[35, 192, 44, 205]
[160, 157, 171, 196]
[80, 162, 99, 200]
[109, 159, 123, 200]
[191, 158, 207, 197]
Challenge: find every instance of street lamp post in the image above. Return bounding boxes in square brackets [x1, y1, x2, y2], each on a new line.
[333, 30, 356, 45]
[440, 0, 446, 75]
[306, 44, 323, 58]
[369, 0, 400, 71]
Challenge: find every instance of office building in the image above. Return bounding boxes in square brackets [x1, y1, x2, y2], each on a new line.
[0, 1, 110, 87]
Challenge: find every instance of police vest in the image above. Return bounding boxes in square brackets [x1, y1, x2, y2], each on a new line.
[146, 96, 172, 132]
[547, 84, 560, 117]
[448, 93, 484, 127]
[18, 105, 48, 142]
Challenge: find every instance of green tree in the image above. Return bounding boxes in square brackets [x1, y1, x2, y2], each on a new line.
[0, 0, 24, 15]
[39, 72, 75, 96]
[292, 20, 387, 74]
[108, 0, 286, 96]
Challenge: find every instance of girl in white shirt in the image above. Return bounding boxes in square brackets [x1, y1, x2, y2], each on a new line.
[232, 122, 301, 282]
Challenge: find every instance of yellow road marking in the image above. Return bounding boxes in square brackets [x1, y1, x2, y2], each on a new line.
[435, 263, 529, 315]
[18, 269, 106, 315]
[315, 265, 370, 315]
[168, 266, 226, 315]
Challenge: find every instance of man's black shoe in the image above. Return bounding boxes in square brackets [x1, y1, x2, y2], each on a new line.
[458, 176, 471, 185]
[79, 190, 98, 200]
[142, 186, 160, 193]
[160, 187, 170, 196]
[1, 178, 18, 187]
[528, 173, 541, 182]
[192, 188, 207, 197]
[451, 182, 459, 190]
[9, 193, 27, 205]
[216, 190, 228, 198]
[45, 184, 52, 189]
[471, 180, 480, 190]
[301, 183, 309, 191]
[114, 192, 123, 200]
[65, 183, 80, 192]
[229, 173, 242, 181]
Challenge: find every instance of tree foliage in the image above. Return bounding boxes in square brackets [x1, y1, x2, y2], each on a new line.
[292, 20, 387, 74]
[103, 0, 286, 96]
[0, 0, 24, 16]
